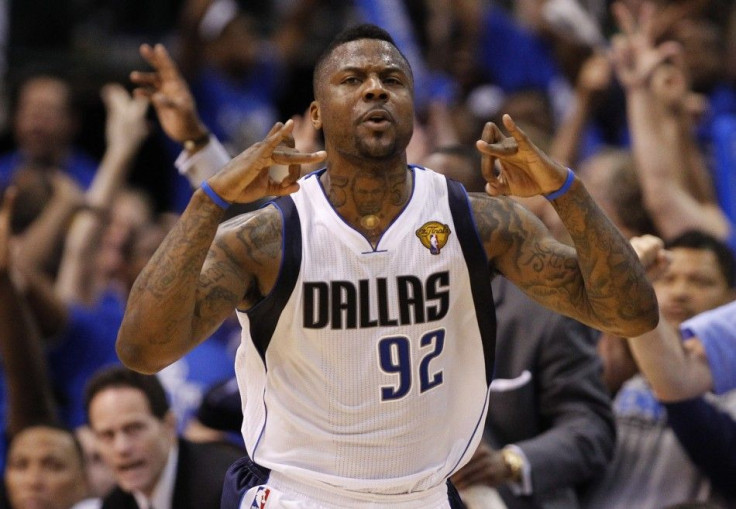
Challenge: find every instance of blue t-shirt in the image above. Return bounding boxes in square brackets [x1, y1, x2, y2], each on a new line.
[476, 7, 560, 94]
[0, 149, 97, 190]
[158, 318, 238, 433]
[680, 300, 736, 395]
[46, 290, 124, 428]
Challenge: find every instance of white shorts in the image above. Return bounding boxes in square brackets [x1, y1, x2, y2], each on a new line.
[240, 471, 454, 509]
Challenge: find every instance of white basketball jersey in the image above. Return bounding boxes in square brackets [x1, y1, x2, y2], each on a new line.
[235, 166, 496, 496]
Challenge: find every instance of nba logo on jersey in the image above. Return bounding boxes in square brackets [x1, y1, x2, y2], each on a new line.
[416, 221, 451, 255]
[250, 486, 270, 508]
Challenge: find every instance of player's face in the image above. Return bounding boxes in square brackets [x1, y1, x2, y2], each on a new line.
[89, 387, 175, 497]
[313, 39, 414, 161]
[5, 426, 88, 509]
[654, 247, 734, 327]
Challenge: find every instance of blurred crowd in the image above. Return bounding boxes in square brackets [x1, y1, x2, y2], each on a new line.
[0, 0, 736, 508]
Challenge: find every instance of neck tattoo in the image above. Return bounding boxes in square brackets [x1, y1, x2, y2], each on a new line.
[360, 214, 380, 230]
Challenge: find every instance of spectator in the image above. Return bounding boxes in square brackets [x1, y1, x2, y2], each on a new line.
[581, 230, 736, 508]
[625, 236, 736, 499]
[3, 425, 97, 509]
[0, 189, 97, 508]
[157, 0, 321, 211]
[38, 84, 151, 429]
[610, 1, 735, 252]
[0, 74, 97, 190]
[83, 365, 243, 509]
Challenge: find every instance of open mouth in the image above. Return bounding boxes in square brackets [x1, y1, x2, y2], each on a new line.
[362, 110, 392, 126]
[117, 459, 146, 473]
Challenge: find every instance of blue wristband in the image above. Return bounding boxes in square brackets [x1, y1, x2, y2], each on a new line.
[200, 181, 230, 210]
[544, 168, 575, 201]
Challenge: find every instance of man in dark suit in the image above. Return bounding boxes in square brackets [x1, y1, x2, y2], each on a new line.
[452, 277, 615, 508]
[84, 365, 243, 509]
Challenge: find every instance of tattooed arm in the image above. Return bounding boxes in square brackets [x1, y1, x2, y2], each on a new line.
[117, 121, 325, 373]
[473, 114, 658, 337]
[116, 193, 245, 374]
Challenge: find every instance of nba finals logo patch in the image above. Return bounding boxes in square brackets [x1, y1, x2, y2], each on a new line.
[416, 221, 451, 255]
[251, 486, 271, 508]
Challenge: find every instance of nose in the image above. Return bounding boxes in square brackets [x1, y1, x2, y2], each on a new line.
[363, 75, 388, 101]
[111, 432, 133, 455]
[660, 277, 690, 303]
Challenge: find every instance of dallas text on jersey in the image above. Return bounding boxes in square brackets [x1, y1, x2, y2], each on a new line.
[303, 271, 450, 329]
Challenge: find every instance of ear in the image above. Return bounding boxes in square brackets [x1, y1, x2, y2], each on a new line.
[309, 101, 321, 130]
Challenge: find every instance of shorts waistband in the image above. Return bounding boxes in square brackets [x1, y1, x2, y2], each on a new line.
[267, 471, 451, 508]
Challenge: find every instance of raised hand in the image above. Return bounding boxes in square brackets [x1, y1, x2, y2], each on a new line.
[476, 114, 568, 198]
[131, 43, 208, 144]
[577, 51, 613, 99]
[102, 83, 151, 151]
[630, 234, 671, 282]
[609, 1, 681, 90]
[207, 120, 326, 204]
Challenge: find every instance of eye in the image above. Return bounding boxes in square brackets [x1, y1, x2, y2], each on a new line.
[691, 275, 717, 288]
[43, 458, 67, 472]
[383, 76, 402, 85]
[342, 76, 361, 85]
[96, 430, 115, 443]
[124, 422, 145, 436]
[7, 457, 29, 470]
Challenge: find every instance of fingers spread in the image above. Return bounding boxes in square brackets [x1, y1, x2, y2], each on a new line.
[139, 43, 182, 81]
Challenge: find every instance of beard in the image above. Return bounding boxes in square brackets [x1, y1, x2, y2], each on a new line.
[354, 123, 413, 160]
[356, 135, 399, 159]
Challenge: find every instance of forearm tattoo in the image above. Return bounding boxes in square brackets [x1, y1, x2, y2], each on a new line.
[553, 183, 657, 324]
[127, 194, 225, 348]
[472, 185, 656, 331]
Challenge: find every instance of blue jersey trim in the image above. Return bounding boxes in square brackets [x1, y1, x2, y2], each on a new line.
[446, 179, 497, 385]
[245, 196, 302, 361]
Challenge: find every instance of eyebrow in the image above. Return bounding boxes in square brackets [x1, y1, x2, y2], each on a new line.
[337, 66, 409, 76]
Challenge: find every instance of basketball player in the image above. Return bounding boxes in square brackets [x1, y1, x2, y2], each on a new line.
[119, 25, 658, 508]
